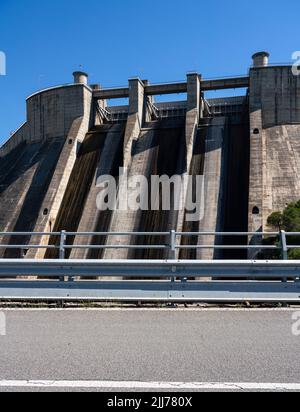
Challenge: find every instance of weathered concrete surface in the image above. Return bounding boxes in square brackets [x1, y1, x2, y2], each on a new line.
[70, 124, 125, 260]
[180, 110, 250, 261]
[186, 73, 201, 172]
[132, 120, 186, 260]
[260, 124, 300, 222]
[0, 80, 93, 259]
[248, 66, 300, 234]
[180, 127, 206, 260]
[26, 84, 92, 143]
[103, 124, 161, 260]
[0, 139, 64, 258]
[248, 109, 264, 234]
[27, 116, 93, 259]
[0, 123, 28, 158]
[1, 84, 92, 158]
[123, 78, 145, 168]
[104, 119, 185, 260]
[197, 117, 227, 259]
[175, 74, 202, 253]
[45, 127, 114, 259]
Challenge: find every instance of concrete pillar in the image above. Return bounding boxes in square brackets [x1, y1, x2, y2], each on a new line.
[248, 64, 300, 256]
[248, 109, 264, 234]
[186, 72, 201, 171]
[90, 84, 101, 90]
[123, 78, 145, 168]
[143, 80, 155, 123]
[252, 52, 269, 68]
[73, 71, 88, 85]
[90, 85, 108, 126]
[198, 118, 227, 260]
[24, 85, 93, 259]
[175, 73, 201, 254]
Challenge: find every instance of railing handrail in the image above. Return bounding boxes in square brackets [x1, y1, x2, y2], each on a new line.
[0, 230, 299, 260]
[0, 230, 292, 236]
[0, 230, 299, 303]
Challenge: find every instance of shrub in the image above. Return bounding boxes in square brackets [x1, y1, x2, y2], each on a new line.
[267, 201, 300, 259]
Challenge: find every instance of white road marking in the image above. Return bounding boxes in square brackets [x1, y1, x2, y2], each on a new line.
[0, 308, 298, 312]
[0, 312, 6, 336]
[0, 381, 299, 390]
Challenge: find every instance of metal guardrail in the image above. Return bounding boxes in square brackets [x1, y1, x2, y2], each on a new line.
[0, 230, 300, 303]
[0, 230, 296, 259]
[1, 259, 300, 278]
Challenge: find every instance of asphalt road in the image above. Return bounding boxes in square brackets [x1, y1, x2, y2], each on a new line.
[0, 308, 299, 392]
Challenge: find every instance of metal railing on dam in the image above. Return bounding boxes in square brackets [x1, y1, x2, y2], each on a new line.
[0, 231, 299, 303]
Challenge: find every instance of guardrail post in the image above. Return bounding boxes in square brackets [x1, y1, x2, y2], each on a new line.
[279, 230, 288, 261]
[59, 230, 66, 282]
[279, 230, 288, 283]
[170, 230, 176, 283]
[170, 230, 176, 260]
[59, 230, 66, 260]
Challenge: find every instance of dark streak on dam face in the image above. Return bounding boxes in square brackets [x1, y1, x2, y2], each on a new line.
[131, 119, 186, 260]
[179, 126, 206, 260]
[0, 139, 64, 258]
[222, 105, 250, 259]
[1, 54, 300, 263]
[45, 124, 125, 259]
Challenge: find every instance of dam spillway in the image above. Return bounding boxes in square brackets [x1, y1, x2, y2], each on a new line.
[0, 138, 64, 258]
[46, 124, 125, 259]
[1, 52, 300, 262]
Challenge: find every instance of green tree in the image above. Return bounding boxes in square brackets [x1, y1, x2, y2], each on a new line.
[282, 200, 300, 232]
[267, 211, 283, 231]
[267, 200, 300, 259]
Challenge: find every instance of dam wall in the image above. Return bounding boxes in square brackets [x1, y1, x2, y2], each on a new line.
[0, 122, 29, 158]
[1, 52, 299, 263]
[0, 70, 252, 262]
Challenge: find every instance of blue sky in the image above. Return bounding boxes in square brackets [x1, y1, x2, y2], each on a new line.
[0, 0, 300, 144]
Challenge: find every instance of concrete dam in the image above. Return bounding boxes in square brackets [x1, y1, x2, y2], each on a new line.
[1, 52, 300, 261]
